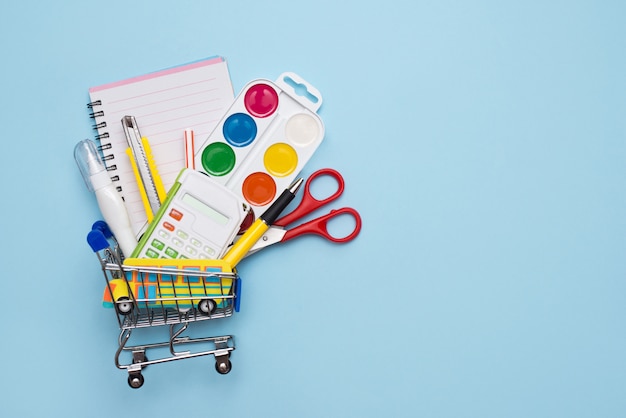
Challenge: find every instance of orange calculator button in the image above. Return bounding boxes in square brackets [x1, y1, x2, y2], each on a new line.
[169, 209, 183, 221]
[163, 222, 175, 232]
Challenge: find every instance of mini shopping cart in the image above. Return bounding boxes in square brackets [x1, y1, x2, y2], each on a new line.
[87, 221, 240, 388]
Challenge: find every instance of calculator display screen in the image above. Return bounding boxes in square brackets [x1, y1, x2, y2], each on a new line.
[182, 193, 229, 225]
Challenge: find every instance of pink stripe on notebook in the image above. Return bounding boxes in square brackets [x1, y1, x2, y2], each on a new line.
[89, 56, 224, 93]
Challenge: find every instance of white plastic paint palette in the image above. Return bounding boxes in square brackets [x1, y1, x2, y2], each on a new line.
[194, 72, 324, 219]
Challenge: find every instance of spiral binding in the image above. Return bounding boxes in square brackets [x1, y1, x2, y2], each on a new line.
[87, 100, 121, 192]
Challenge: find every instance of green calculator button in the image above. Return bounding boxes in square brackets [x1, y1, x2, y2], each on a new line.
[151, 239, 165, 250]
[165, 247, 179, 258]
[146, 248, 159, 258]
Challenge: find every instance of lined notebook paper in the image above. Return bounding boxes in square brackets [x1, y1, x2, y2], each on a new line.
[88, 56, 234, 236]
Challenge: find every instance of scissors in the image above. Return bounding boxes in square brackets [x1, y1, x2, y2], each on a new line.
[246, 168, 362, 257]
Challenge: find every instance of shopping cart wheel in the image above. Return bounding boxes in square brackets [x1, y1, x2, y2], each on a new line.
[127, 372, 144, 389]
[115, 297, 133, 315]
[215, 357, 232, 375]
[198, 299, 217, 315]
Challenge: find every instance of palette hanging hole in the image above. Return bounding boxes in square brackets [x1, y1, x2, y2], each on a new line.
[282, 76, 320, 105]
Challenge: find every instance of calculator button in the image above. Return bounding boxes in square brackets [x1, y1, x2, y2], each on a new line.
[158, 230, 170, 239]
[190, 238, 202, 247]
[151, 239, 165, 250]
[172, 238, 183, 247]
[165, 247, 179, 258]
[146, 248, 159, 258]
[163, 222, 175, 232]
[204, 246, 216, 256]
[186, 246, 197, 256]
[177, 230, 189, 240]
[169, 209, 183, 221]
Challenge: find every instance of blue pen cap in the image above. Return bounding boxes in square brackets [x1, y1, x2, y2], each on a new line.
[92, 220, 113, 238]
[87, 229, 110, 252]
[74, 139, 107, 192]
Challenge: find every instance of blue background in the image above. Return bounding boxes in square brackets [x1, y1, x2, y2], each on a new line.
[1, 1, 625, 417]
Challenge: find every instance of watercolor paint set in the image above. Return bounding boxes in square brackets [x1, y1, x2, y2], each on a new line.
[193, 72, 325, 221]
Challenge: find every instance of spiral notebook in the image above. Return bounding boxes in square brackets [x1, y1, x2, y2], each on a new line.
[88, 56, 234, 236]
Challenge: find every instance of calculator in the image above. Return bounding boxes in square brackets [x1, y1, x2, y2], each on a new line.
[130, 168, 249, 260]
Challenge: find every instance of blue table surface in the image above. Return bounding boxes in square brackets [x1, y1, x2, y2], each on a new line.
[1, 1, 625, 417]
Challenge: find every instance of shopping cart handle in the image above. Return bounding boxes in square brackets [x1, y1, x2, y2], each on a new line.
[87, 229, 110, 252]
[92, 220, 113, 238]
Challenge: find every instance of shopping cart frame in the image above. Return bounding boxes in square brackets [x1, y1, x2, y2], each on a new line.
[87, 221, 239, 388]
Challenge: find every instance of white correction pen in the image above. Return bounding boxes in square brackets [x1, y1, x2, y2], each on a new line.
[74, 139, 138, 257]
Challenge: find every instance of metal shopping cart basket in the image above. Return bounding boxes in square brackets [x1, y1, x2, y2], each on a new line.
[87, 221, 240, 388]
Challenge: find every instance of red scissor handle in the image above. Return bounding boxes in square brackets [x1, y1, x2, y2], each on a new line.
[282, 207, 362, 243]
[274, 168, 345, 228]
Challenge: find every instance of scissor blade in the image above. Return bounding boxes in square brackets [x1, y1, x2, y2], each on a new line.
[245, 226, 287, 257]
